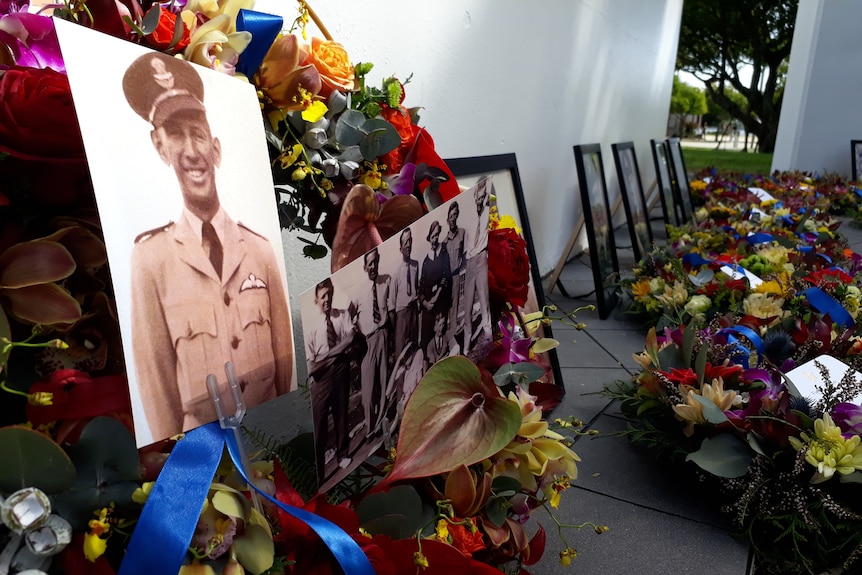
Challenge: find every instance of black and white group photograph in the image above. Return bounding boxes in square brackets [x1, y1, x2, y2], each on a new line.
[299, 178, 493, 490]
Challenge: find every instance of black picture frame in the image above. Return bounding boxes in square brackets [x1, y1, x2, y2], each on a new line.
[573, 144, 620, 319]
[445, 153, 564, 391]
[611, 142, 653, 261]
[666, 137, 694, 224]
[852, 140, 862, 182]
[650, 139, 680, 228]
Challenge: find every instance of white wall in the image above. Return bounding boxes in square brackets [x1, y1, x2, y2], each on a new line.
[252, 0, 682, 384]
[773, 0, 862, 177]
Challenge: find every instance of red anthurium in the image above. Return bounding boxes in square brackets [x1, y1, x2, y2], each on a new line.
[26, 369, 130, 426]
[376, 356, 521, 491]
[330, 184, 424, 272]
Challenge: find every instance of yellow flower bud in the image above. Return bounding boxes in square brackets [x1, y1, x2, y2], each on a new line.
[28, 392, 53, 406]
[413, 551, 429, 569]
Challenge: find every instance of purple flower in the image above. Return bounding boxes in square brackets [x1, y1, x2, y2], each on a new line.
[0, 11, 65, 71]
[831, 402, 862, 438]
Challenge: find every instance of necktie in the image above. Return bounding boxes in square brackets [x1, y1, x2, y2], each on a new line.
[326, 313, 337, 350]
[406, 265, 412, 297]
[202, 222, 223, 279]
[372, 283, 380, 324]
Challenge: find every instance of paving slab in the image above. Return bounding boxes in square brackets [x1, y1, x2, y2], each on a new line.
[556, 367, 629, 424]
[538, 486, 750, 575]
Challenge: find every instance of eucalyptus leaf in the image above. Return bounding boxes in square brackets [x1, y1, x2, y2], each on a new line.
[689, 394, 729, 424]
[688, 269, 714, 287]
[0, 427, 75, 494]
[356, 485, 427, 539]
[334, 109, 365, 147]
[685, 434, 753, 478]
[359, 119, 400, 160]
[491, 475, 521, 495]
[484, 496, 509, 527]
[140, 5, 161, 34]
[493, 362, 546, 387]
[746, 432, 769, 457]
[657, 344, 684, 371]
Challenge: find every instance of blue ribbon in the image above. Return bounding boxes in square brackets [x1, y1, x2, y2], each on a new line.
[804, 287, 855, 328]
[746, 232, 773, 245]
[236, 10, 284, 78]
[120, 423, 375, 575]
[683, 253, 713, 267]
[719, 325, 765, 369]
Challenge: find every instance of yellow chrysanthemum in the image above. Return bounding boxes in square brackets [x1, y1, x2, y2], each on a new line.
[789, 413, 862, 483]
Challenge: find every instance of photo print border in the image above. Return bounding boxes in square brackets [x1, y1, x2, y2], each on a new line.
[445, 153, 564, 392]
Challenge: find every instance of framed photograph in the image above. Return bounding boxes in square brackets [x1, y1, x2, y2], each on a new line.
[666, 137, 694, 224]
[298, 185, 492, 491]
[445, 154, 564, 391]
[851, 140, 862, 182]
[650, 139, 680, 229]
[611, 142, 653, 261]
[56, 20, 296, 447]
[573, 144, 620, 319]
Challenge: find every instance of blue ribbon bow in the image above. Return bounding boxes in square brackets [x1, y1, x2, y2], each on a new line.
[236, 10, 284, 78]
[718, 325, 765, 369]
[119, 422, 375, 575]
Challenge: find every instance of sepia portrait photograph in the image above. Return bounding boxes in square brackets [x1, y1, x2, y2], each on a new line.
[299, 182, 491, 492]
[56, 21, 296, 446]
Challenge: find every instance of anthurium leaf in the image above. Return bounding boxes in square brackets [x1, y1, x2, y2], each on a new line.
[0, 240, 75, 288]
[689, 394, 729, 424]
[493, 362, 546, 387]
[233, 523, 274, 575]
[379, 356, 521, 489]
[685, 434, 753, 478]
[0, 426, 75, 494]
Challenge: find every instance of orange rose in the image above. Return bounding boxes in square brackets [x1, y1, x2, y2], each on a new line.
[306, 36, 355, 97]
[144, 7, 191, 54]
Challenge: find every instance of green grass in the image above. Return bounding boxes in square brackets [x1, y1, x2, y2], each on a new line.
[682, 147, 774, 176]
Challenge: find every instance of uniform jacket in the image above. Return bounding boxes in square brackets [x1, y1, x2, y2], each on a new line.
[131, 211, 293, 440]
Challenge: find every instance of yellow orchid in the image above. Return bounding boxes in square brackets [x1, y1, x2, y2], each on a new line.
[494, 387, 580, 492]
[182, 14, 252, 74]
[181, 0, 253, 34]
[672, 378, 737, 436]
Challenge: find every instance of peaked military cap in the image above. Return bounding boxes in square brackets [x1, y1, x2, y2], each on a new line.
[122, 52, 206, 128]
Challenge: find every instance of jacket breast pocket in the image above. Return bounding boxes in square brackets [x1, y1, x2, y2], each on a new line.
[236, 291, 276, 379]
[165, 305, 219, 404]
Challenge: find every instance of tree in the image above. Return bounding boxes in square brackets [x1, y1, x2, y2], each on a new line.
[676, 0, 798, 153]
[669, 77, 707, 137]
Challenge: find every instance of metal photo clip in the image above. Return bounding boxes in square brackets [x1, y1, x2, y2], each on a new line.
[207, 361, 263, 515]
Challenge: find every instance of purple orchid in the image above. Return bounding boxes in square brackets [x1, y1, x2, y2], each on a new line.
[485, 312, 533, 370]
[831, 402, 862, 438]
[0, 8, 65, 71]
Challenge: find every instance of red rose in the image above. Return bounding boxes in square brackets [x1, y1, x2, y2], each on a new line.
[143, 7, 190, 53]
[487, 227, 530, 308]
[0, 66, 85, 160]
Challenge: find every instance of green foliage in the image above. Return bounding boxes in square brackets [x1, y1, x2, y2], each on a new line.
[682, 147, 773, 175]
[676, 0, 799, 152]
[670, 77, 708, 116]
[243, 427, 319, 502]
